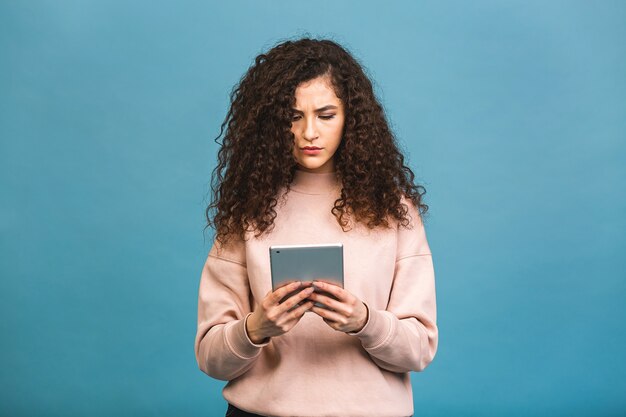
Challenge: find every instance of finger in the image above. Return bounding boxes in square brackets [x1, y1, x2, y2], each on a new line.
[311, 305, 347, 325]
[307, 292, 349, 315]
[278, 286, 315, 312]
[288, 300, 314, 320]
[322, 317, 342, 330]
[271, 281, 302, 304]
[313, 281, 348, 301]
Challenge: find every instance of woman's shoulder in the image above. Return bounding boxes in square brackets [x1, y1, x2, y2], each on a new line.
[396, 194, 425, 229]
[209, 233, 247, 266]
[394, 194, 431, 257]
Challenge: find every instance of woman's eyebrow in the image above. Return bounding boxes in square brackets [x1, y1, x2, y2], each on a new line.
[291, 105, 338, 114]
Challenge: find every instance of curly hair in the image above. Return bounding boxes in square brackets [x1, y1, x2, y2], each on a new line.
[206, 37, 428, 244]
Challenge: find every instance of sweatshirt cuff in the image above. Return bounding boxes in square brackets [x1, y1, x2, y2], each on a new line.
[224, 313, 270, 359]
[348, 305, 395, 349]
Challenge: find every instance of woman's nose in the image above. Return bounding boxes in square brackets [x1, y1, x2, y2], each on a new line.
[302, 117, 318, 141]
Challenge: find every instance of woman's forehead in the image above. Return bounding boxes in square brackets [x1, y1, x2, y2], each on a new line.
[293, 77, 342, 108]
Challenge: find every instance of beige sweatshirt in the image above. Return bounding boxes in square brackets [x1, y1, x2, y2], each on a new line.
[195, 170, 438, 417]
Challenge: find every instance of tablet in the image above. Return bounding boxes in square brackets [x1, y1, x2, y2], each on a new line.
[269, 243, 344, 307]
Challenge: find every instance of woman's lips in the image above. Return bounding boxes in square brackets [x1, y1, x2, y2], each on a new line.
[301, 146, 322, 155]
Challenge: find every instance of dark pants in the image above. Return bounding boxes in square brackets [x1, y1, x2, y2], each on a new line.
[225, 403, 265, 417]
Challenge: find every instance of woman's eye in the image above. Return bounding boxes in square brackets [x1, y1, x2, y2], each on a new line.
[291, 114, 335, 121]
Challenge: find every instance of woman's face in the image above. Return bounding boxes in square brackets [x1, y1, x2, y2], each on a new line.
[290, 75, 345, 173]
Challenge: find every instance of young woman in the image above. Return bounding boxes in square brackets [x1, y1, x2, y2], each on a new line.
[195, 37, 438, 417]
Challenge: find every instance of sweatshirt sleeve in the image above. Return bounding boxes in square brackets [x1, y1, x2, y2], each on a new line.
[349, 199, 438, 373]
[194, 238, 269, 381]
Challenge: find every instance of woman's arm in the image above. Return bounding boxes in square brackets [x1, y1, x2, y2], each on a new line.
[194, 257, 263, 381]
[309, 199, 438, 373]
[309, 253, 437, 373]
[194, 240, 269, 381]
[349, 252, 437, 373]
[194, 240, 315, 381]
[354, 198, 438, 373]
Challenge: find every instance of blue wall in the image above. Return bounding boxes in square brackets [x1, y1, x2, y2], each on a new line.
[1, 1, 624, 416]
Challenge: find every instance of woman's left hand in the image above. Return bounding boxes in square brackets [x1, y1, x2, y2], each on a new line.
[307, 281, 368, 333]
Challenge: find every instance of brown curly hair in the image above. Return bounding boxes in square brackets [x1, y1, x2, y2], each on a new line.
[206, 37, 428, 244]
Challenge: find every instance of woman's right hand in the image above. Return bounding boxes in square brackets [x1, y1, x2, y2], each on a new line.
[245, 282, 314, 344]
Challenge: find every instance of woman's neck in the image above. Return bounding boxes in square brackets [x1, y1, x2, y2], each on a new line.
[290, 169, 340, 195]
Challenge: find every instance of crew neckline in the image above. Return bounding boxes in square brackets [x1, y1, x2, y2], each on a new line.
[290, 169, 341, 195]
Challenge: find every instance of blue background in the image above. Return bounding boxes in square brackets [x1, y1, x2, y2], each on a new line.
[1, 1, 625, 416]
